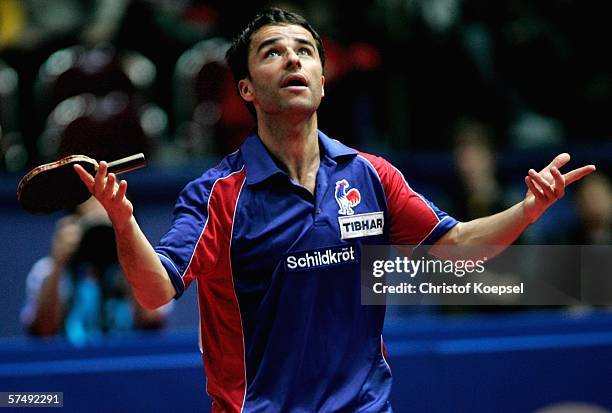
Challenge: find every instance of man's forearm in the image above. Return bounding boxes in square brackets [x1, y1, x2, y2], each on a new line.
[114, 216, 176, 309]
[73, 162, 175, 309]
[430, 201, 531, 260]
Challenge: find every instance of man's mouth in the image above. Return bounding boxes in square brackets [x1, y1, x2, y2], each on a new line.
[281, 74, 309, 88]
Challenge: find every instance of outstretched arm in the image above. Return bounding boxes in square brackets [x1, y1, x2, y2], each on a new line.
[74, 162, 176, 309]
[430, 153, 596, 259]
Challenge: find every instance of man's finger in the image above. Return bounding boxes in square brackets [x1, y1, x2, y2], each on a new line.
[102, 173, 117, 200]
[564, 165, 596, 185]
[115, 180, 128, 201]
[74, 164, 94, 192]
[528, 169, 554, 199]
[525, 176, 546, 201]
[545, 153, 571, 171]
[551, 167, 565, 198]
[94, 161, 108, 195]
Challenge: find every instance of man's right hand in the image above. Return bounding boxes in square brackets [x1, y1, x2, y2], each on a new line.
[74, 162, 134, 232]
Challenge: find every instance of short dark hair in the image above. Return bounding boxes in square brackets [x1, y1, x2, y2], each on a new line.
[225, 8, 325, 113]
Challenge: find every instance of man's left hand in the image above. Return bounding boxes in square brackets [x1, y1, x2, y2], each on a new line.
[523, 153, 596, 223]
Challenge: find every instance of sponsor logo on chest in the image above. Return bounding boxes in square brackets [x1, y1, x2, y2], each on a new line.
[285, 245, 358, 271]
[338, 211, 384, 239]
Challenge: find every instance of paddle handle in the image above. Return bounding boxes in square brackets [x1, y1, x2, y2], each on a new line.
[106, 153, 146, 175]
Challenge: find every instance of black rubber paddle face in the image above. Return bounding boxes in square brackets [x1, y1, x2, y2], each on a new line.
[18, 160, 97, 215]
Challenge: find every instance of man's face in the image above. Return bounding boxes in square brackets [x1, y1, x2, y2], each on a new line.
[239, 24, 325, 117]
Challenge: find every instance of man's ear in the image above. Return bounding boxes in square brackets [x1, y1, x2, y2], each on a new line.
[321, 75, 325, 97]
[238, 79, 254, 102]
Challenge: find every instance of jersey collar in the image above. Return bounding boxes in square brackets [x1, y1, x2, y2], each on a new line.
[241, 130, 358, 186]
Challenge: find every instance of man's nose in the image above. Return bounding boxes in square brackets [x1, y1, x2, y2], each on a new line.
[285, 49, 302, 69]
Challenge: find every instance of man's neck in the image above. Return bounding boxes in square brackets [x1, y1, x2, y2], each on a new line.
[257, 113, 320, 194]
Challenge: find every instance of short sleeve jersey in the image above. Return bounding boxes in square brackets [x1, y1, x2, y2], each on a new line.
[155, 131, 458, 413]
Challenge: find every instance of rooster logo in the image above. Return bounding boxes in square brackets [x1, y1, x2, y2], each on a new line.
[335, 179, 361, 215]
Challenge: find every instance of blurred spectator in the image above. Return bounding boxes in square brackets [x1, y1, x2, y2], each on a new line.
[449, 117, 508, 221]
[567, 172, 612, 245]
[20, 197, 171, 345]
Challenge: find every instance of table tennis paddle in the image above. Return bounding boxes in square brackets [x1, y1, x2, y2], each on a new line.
[17, 153, 145, 215]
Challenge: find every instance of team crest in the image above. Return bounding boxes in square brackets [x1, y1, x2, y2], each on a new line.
[335, 179, 361, 215]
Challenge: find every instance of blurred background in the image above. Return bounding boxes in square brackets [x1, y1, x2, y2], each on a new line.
[1, 0, 611, 412]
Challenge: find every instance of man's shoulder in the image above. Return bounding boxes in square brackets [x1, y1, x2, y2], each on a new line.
[349, 150, 392, 174]
[173, 151, 246, 207]
[188, 150, 245, 189]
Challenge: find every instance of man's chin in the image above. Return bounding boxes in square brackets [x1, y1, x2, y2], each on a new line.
[283, 96, 322, 112]
[283, 105, 319, 118]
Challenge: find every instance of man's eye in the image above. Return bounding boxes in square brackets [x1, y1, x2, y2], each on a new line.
[298, 48, 312, 56]
[265, 49, 280, 58]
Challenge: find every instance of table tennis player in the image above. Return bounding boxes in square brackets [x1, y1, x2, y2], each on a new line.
[74, 8, 595, 412]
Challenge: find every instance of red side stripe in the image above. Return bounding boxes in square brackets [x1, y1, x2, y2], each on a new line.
[185, 167, 247, 413]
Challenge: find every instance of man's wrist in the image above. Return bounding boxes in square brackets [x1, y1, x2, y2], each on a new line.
[111, 214, 136, 236]
[521, 199, 540, 225]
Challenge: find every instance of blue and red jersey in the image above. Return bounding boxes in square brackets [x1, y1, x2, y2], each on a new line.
[155, 131, 458, 412]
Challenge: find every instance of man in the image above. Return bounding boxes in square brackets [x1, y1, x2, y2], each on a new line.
[75, 8, 595, 412]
